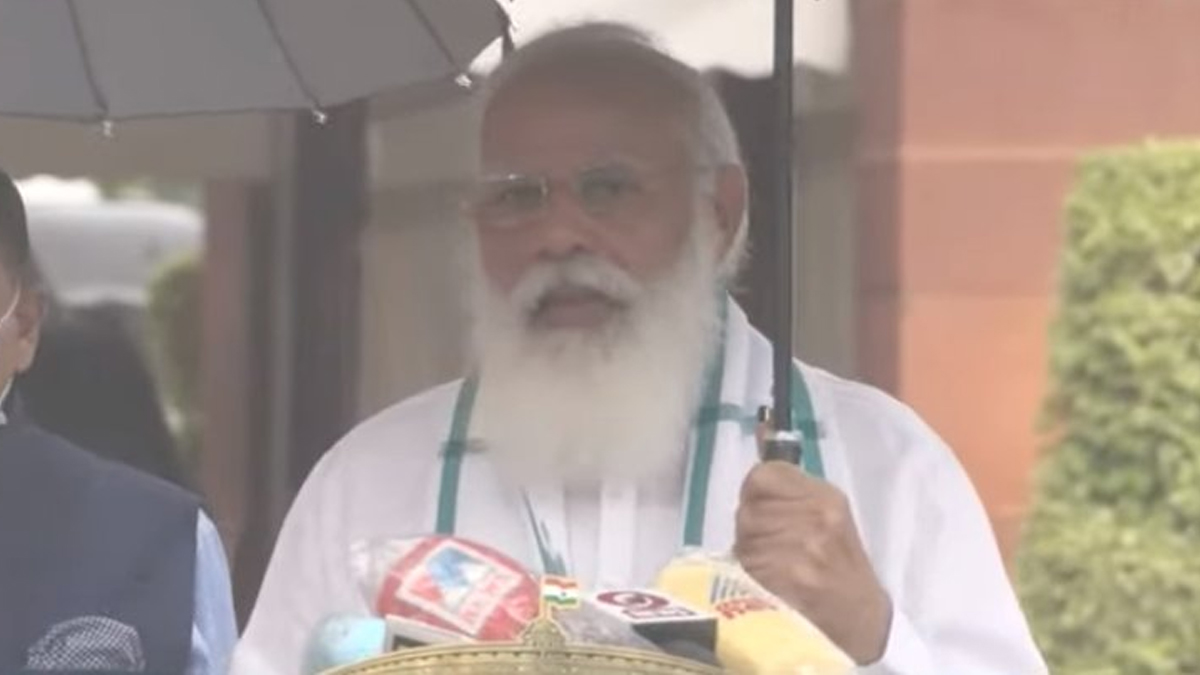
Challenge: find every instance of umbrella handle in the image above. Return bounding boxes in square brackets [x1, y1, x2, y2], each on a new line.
[757, 406, 803, 464]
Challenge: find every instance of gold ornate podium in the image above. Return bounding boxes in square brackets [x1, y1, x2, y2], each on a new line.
[322, 617, 726, 675]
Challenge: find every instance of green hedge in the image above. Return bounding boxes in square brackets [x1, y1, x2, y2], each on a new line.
[1016, 141, 1200, 673]
[146, 251, 203, 467]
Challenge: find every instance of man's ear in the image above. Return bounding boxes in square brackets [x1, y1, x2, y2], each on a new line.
[12, 287, 43, 373]
[712, 164, 748, 258]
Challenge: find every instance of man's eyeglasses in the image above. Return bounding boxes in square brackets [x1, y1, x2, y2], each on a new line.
[466, 162, 701, 228]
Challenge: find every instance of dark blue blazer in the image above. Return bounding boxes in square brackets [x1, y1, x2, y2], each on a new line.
[0, 399, 197, 674]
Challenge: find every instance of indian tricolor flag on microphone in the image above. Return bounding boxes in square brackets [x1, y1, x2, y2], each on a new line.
[539, 575, 581, 610]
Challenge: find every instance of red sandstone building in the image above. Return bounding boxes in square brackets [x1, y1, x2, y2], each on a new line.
[852, 0, 1200, 557]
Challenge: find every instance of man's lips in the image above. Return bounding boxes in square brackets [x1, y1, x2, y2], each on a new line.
[531, 287, 624, 328]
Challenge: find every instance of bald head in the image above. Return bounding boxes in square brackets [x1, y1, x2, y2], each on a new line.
[482, 25, 718, 164]
[482, 56, 694, 186]
[481, 23, 742, 183]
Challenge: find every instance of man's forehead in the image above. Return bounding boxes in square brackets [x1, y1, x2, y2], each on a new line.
[479, 77, 689, 172]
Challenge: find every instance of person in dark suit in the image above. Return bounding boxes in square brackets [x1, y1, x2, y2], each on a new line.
[0, 169, 236, 674]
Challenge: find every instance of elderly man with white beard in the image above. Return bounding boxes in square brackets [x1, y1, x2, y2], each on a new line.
[231, 24, 1047, 675]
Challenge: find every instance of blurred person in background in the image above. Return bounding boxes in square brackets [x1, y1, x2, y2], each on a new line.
[19, 279, 193, 489]
[0, 168, 235, 674]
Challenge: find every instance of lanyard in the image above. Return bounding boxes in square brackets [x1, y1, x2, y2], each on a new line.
[434, 341, 825, 575]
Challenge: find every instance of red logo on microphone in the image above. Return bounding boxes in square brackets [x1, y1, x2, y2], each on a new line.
[595, 590, 699, 620]
[713, 596, 775, 620]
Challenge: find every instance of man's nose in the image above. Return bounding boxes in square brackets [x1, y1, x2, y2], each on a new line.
[533, 188, 599, 258]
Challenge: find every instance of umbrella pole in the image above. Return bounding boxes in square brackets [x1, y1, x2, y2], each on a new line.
[759, 0, 801, 462]
[772, 0, 796, 430]
[499, 5, 515, 57]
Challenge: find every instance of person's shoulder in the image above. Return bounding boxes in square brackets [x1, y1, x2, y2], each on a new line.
[276, 379, 465, 550]
[42, 425, 200, 507]
[4, 423, 200, 532]
[339, 379, 463, 451]
[796, 361, 948, 456]
[312, 378, 465, 477]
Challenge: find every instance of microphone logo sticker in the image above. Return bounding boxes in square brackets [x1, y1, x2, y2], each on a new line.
[395, 540, 524, 636]
[712, 596, 776, 620]
[594, 590, 699, 621]
[708, 572, 779, 620]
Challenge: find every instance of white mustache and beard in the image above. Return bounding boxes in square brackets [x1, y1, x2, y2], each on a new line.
[467, 213, 727, 488]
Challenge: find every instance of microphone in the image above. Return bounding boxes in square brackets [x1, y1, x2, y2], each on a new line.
[656, 554, 855, 675]
[354, 535, 540, 642]
[301, 615, 387, 675]
[302, 612, 478, 674]
[384, 614, 475, 650]
[24, 616, 146, 672]
[348, 536, 722, 668]
[548, 596, 662, 652]
[657, 639, 722, 668]
[587, 588, 718, 660]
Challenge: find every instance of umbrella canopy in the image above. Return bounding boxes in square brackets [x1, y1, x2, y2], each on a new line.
[0, 77, 481, 182]
[0, 0, 506, 121]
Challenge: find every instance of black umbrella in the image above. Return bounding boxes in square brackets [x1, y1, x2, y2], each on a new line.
[759, 0, 803, 463]
[0, 1, 506, 122]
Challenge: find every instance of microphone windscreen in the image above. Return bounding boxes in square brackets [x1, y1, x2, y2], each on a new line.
[25, 616, 146, 672]
[302, 615, 386, 675]
[354, 535, 539, 642]
[656, 552, 855, 675]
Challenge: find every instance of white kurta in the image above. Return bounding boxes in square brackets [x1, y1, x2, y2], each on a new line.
[231, 301, 1048, 675]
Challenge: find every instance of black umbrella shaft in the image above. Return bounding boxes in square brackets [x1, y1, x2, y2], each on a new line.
[772, 0, 795, 431]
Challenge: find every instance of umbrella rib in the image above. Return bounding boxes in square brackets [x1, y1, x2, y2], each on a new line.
[251, 0, 321, 109]
[65, 0, 110, 120]
[406, 0, 459, 74]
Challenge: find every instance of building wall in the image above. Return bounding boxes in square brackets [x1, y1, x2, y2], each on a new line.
[853, 0, 1200, 559]
[356, 97, 478, 416]
[357, 182, 471, 416]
